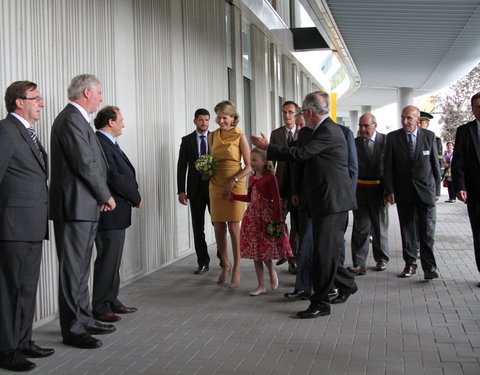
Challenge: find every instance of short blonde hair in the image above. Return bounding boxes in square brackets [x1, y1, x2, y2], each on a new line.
[214, 100, 240, 127]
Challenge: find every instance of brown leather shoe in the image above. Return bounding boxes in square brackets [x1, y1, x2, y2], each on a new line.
[376, 261, 387, 271]
[400, 266, 416, 278]
[347, 265, 367, 275]
[114, 306, 138, 314]
[94, 312, 121, 323]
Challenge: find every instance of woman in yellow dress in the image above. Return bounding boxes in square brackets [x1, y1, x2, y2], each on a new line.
[209, 101, 251, 287]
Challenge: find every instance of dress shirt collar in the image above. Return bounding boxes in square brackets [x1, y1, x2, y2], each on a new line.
[97, 129, 116, 144]
[10, 112, 31, 129]
[405, 127, 418, 137]
[69, 101, 92, 125]
[368, 131, 377, 142]
[313, 116, 328, 131]
[284, 126, 296, 136]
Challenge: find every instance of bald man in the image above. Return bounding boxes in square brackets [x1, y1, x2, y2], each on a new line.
[383, 106, 440, 280]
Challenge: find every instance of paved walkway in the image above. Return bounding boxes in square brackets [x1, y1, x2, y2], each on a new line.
[9, 195, 480, 375]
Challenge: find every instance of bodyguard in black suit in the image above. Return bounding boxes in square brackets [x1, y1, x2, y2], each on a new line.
[92, 106, 143, 323]
[452, 93, 480, 282]
[177, 109, 211, 274]
[252, 92, 358, 318]
[50, 75, 116, 349]
[384, 106, 440, 280]
[0, 81, 53, 371]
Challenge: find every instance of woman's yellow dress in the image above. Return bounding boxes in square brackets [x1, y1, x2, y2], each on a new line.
[209, 127, 246, 222]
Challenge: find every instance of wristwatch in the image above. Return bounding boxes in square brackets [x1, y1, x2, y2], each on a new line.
[233, 177, 239, 182]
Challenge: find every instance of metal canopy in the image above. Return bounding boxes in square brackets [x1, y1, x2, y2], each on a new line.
[304, 0, 480, 111]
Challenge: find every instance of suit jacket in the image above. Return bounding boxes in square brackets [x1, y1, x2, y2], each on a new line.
[96, 132, 141, 230]
[356, 132, 387, 205]
[383, 127, 441, 205]
[177, 130, 209, 198]
[0, 114, 48, 241]
[49, 104, 111, 221]
[268, 117, 357, 218]
[270, 126, 292, 197]
[452, 120, 480, 201]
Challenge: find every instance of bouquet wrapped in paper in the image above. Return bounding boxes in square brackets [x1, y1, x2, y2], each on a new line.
[195, 154, 220, 180]
[265, 221, 284, 238]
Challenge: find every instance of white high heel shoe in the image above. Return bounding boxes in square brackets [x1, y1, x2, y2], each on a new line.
[249, 288, 267, 296]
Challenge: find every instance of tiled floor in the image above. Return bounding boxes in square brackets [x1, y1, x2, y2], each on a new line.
[12, 196, 480, 374]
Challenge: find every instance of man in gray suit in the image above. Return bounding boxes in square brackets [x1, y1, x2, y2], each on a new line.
[50, 74, 116, 349]
[348, 113, 389, 276]
[0, 81, 53, 371]
[384, 106, 440, 279]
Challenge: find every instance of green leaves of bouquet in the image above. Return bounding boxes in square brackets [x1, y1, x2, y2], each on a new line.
[266, 221, 283, 238]
[195, 154, 220, 179]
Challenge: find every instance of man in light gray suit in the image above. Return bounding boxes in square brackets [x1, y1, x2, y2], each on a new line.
[349, 113, 389, 276]
[383, 106, 440, 280]
[50, 74, 116, 349]
[0, 81, 53, 371]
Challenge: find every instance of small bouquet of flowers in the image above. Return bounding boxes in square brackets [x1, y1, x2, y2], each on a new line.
[195, 154, 220, 180]
[266, 221, 284, 239]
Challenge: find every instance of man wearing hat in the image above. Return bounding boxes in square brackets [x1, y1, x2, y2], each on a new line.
[419, 111, 443, 170]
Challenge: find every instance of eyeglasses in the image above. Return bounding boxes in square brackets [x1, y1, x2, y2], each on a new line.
[21, 96, 43, 103]
[358, 124, 371, 128]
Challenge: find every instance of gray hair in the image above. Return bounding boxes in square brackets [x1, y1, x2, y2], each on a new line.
[304, 91, 330, 116]
[67, 74, 100, 100]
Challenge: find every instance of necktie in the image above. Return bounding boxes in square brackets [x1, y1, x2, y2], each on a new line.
[365, 138, 372, 157]
[200, 135, 207, 155]
[27, 127, 45, 169]
[287, 131, 293, 146]
[407, 133, 415, 158]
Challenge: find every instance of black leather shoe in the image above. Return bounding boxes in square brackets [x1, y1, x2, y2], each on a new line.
[331, 291, 352, 304]
[284, 290, 310, 300]
[86, 321, 116, 335]
[20, 341, 55, 358]
[424, 269, 439, 280]
[0, 350, 36, 371]
[288, 262, 297, 274]
[194, 265, 209, 274]
[328, 288, 339, 300]
[296, 305, 330, 319]
[63, 333, 102, 349]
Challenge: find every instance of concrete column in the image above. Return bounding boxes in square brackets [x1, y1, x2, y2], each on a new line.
[349, 110, 359, 135]
[397, 87, 413, 128]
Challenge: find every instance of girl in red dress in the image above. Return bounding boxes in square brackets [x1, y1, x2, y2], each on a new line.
[230, 148, 293, 296]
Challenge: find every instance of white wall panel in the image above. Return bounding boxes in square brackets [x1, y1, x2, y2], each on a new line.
[0, 0, 322, 325]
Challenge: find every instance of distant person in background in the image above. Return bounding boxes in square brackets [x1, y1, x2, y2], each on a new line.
[270, 101, 299, 274]
[209, 101, 251, 288]
[443, 141, 455, 203]
[177, 109, 212, 274]
[452, 92, 480, 285]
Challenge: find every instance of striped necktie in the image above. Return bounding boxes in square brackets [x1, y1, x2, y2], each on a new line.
[27, 127, 45, 169]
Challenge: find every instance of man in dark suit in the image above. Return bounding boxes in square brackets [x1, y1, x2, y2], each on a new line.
[452, 92, 480, 284]
[384, 105, 440, 279]
[177, 108, 211, 274]
[348, 113, 389, 276]
[50, 74, 116, 349]
[270, 101, 299, 273]
[252, 91, 358, 318]
[0, 81, 53, 371]
[92, 106, 143, 323]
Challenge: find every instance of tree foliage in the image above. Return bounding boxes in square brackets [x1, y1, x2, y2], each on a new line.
[433, 63, 480, 141]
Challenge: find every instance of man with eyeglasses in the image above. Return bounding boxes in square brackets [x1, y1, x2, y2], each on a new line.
[270, 101, 299, 274]
[0, 81, 53, 371]
[348, 113, 389, 276]
[252, 92, 358, 318]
